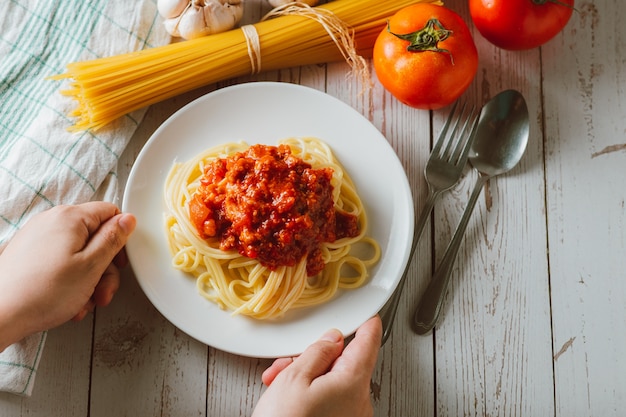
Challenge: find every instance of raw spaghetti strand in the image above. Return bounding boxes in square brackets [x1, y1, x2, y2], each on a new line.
[164, 137, 381, 319]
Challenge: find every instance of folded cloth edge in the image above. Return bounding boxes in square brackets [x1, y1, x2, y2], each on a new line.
[0, 332, 47, 397]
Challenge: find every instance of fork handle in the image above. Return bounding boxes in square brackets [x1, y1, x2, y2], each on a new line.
[412, 173, 489, 335]
[379, 188, 440, 346]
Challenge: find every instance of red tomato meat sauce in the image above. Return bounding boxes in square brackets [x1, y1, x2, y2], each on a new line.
[188, 144, 359, 276]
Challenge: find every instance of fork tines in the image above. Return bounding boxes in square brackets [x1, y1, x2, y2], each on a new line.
[434, 100, 479, 165]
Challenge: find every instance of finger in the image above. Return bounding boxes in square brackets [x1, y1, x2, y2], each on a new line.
[286, 329, 344, 382]
[75, 202, 122, 236]
[333, 316, 382, 377]
[48, 203, 121, 253]
[82, 212, 136, 268]
[262, 357, 294, 386]
[72, 299, 95, 322]
[92, 263, 121, 307]
[113, 247, 129, 269]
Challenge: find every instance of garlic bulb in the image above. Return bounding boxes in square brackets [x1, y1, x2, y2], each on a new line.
[158, 0, 244, 40]
[268, 0, 319, 7]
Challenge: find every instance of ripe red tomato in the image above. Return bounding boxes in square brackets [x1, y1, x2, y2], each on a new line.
[469, 0, 575, 50]
[373, 4, 478, 110]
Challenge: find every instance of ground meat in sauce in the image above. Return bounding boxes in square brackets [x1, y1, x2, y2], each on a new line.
[188, 144, 359, 276]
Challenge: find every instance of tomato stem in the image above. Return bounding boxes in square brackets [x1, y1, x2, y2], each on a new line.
[387, 18, 454, 64]
[532, 0, 575, 9]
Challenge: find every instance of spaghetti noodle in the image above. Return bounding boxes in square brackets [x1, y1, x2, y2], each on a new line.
[164, 137, 380, 319]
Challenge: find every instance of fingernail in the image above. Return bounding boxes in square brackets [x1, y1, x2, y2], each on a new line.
[320, 328, 343, 343]
[118, 213, 136, 234]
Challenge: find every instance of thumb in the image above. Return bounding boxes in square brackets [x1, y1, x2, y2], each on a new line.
[333, 315, 382, 377]
[288, 329, 344, 382]
[83, 213, 136, 262]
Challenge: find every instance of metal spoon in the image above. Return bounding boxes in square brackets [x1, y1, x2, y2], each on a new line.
[412, 89, 530, 335]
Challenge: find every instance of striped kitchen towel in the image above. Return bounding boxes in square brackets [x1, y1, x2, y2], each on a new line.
[0, 0, 169, 396]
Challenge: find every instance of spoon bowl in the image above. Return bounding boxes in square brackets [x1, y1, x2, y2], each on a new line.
[412, 89, 530, 335]
[470, 90, 530, 176]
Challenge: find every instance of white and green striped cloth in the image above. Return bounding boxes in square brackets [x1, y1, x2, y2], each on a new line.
[0, 0, 169, 396]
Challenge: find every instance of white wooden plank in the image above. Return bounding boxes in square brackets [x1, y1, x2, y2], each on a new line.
[206, 350, 268, 417]
[432, 1, 555, 416]
[543, 1, 626, 415]
[376, 125, 437, 417]
[372, 82, 437, 417]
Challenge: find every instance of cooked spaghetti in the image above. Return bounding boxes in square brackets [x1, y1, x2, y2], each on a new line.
[164, 137, 380, 319]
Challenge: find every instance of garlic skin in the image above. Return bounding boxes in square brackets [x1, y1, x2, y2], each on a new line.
[159, 0, 244, 40]
[268, 0, 319, 7]
[158, 0, 188, 19]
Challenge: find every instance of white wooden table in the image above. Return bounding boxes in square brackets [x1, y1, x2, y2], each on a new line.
[2, 0, 625, 415]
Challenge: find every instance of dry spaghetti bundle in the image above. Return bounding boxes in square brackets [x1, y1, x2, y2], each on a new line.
[53, 0, 442, 131]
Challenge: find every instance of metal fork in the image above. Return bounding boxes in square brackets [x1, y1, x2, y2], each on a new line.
[379, 101, 479, 346]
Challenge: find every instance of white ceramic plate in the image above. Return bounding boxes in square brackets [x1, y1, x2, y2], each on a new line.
[122, 82, 414, 358]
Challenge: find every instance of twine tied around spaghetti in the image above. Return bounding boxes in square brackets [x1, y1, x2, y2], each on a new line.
[241, 24, 261, 74]
[240, 2, 371, 88]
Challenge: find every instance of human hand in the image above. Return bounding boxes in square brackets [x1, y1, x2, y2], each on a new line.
[0, 202, 136, 350]
[251, 315, 382, 417]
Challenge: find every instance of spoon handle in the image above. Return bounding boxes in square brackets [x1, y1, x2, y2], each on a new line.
[379, 187, 440, 346]
[412, 174, 488, 334]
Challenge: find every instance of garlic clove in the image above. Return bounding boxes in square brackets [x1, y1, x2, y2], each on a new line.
[203, 1, 244, 34]
[163, 17, 182, 38]
[158, 0, 189, 19]
[268, 0, 319, 7]
[177, 5, 211, 39]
